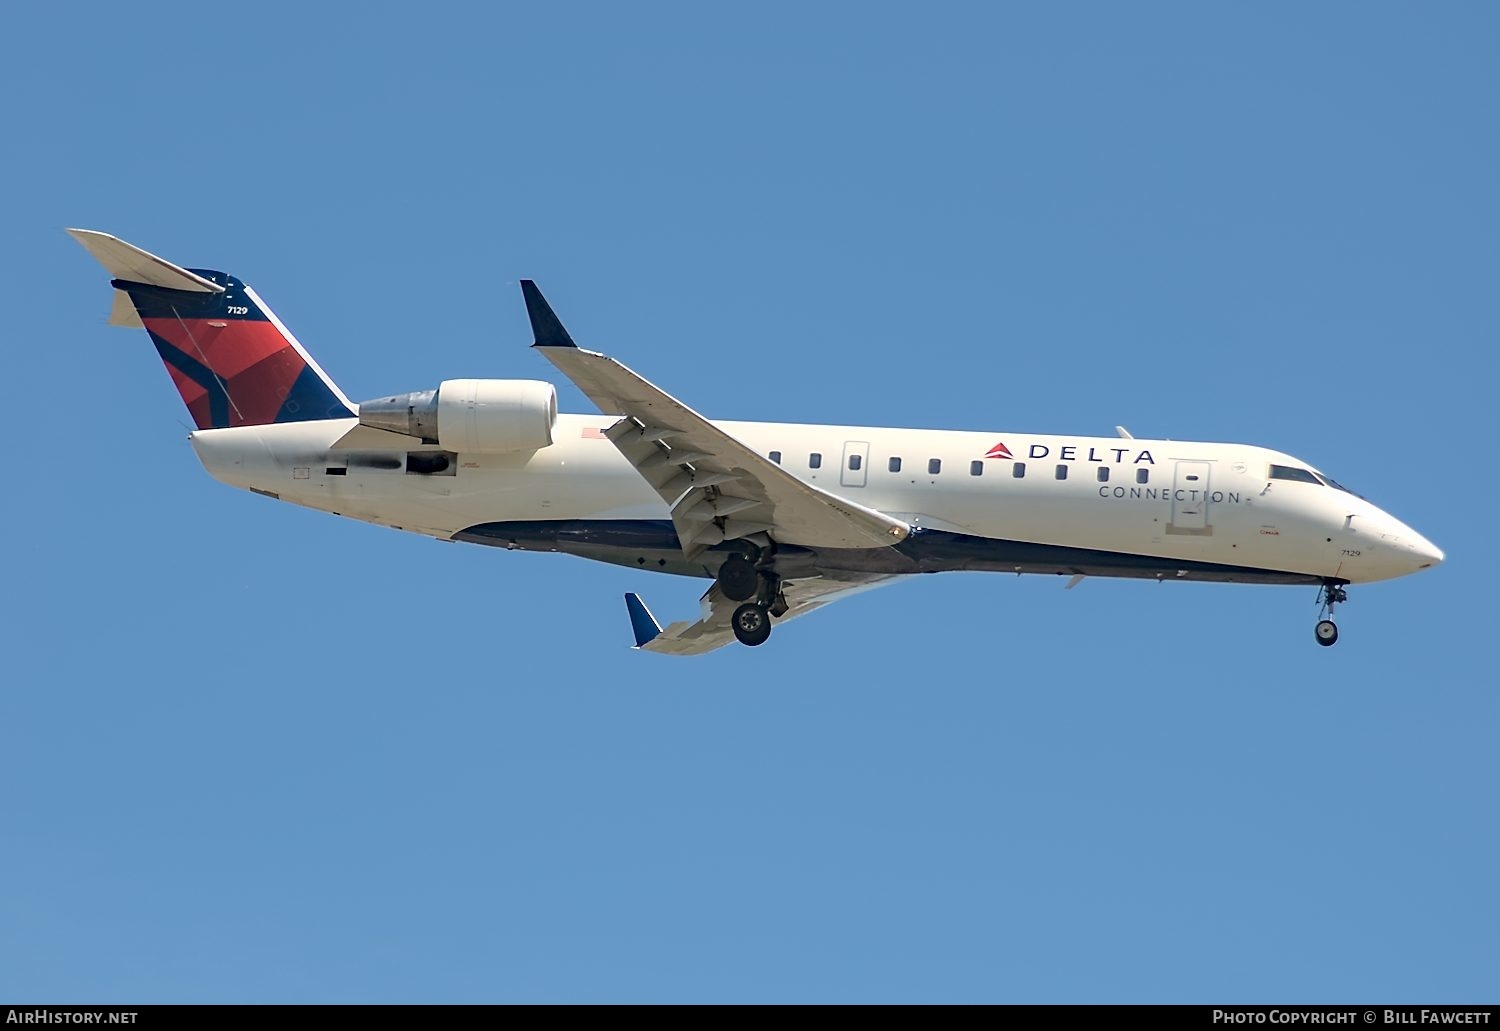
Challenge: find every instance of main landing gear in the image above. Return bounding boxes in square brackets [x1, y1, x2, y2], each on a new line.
[718, 549, 786, 648]
[732, 601, 773, 647]
[716, 554, 760, 602]
[1314, 582, 1349, 647]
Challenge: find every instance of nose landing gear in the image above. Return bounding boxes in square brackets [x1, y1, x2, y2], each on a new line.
[1314, 582, 1349, 647]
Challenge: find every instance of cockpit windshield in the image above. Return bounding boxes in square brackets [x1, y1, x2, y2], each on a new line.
[1268, 464, 1321, 485]
[1268, 464, 1359, 496]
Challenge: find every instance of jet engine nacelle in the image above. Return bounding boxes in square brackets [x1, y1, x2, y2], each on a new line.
[357, 379, 557, 453]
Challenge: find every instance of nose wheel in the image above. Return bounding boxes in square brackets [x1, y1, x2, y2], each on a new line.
[1314, 582, 1349, 647]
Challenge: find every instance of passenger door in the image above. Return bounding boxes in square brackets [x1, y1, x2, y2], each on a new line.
[1169, 461, 1212, 534]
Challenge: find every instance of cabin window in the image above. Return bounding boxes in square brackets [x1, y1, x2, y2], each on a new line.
[1097, 467, 1109, 482]
[809, 452, 822, 469]
[769, 450, 781, 465]
[325, 467, 347, 476]
[848, 454, 862, 472]
[889, 457, 902, 473]
[1269, 463, 1321, 485]
[1013, 462, 1026, 478]
[928, 458, 942, 475]
[1136, 468, 1150, 484]
[970, 460, 983, 477]
[1055, 464, 1068, 480]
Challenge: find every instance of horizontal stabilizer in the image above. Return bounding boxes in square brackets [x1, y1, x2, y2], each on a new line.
[67, 229, 224, 294]
[624, 593, 663, 648]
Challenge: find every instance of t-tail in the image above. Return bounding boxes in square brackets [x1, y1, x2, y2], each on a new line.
[68, 229, 354, 429]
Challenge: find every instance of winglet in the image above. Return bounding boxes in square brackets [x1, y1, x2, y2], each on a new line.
[624, 593, 663, 648]
[521, 280, 576, 348]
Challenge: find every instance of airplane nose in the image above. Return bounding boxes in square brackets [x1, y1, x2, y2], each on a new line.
[1411, 535, 1444, 571]
[1366, 513, 1443, 578]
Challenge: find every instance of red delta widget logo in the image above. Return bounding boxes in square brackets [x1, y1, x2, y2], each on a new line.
[984, 442, 1014, 460]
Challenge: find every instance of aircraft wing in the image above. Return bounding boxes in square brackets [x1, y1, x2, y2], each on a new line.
[624, 574, 898, 656]
[522, 281, 911, 561]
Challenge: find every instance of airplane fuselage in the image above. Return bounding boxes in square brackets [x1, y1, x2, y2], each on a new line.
[69, 227, 1444, 652]
[190, 414, 1442, 587]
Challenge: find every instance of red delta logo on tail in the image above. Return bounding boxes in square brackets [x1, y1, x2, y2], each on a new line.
[66, 230, 353, 431]
[985, 442, 1013, 460]
[126, 277, 353, 430]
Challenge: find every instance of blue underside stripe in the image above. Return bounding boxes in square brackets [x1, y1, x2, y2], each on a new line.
[452, 520, 1325, 586]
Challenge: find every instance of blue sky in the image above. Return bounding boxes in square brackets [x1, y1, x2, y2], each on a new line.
[2, 1, 1495, 1003]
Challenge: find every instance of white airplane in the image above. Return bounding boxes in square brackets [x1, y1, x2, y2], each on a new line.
[71, 229, 1444, 654]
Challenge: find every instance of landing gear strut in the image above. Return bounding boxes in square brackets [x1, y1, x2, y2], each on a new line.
[1314, 582, 1349, 647]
